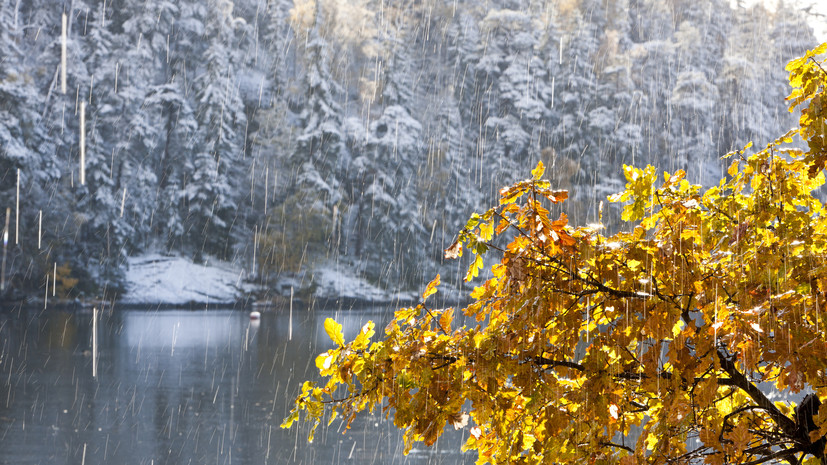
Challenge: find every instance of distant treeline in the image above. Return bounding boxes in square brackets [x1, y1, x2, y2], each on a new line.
[0, 0, 816, 299]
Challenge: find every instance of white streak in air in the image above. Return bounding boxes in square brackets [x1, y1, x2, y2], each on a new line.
[61, 13, 67, 94]
[15, 169, 19, 244]
[92, 308, 98, 378]
[80, 101, 86, 185]
[332, 204, 338, 241]
[265, 425, 272, 461]
[289, 286, 293, 341]
[53, 262, 56, 296]
[38, 210, 41, 249]
[120, 188, 126, 217]
[252, 225, 257, 275]
[559, 36, 563, 64]
[1, 208, 8, 291]
[250, 161, 255, 203]
[551, 76, 555, 108]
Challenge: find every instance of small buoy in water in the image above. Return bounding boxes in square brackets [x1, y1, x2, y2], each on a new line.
[250, 311, 261, 320]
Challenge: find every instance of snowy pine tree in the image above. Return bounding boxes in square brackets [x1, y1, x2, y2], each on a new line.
[187, 0, 248, 261]
[0, 0, 58, 295]
[346, 38, 428, 286]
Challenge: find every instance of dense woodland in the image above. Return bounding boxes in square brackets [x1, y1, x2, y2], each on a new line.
[0, 0, 818, 299]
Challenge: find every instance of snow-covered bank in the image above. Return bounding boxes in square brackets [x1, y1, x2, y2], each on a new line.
[119, 254, 419, 307]
[120, 254, 249, 305]
[310, 264, 418, 304]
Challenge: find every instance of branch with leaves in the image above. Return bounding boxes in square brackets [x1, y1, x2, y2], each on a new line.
[282, 43, 827, 465]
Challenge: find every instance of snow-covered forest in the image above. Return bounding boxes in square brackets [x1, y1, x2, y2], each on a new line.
[0, 0, 818, 300]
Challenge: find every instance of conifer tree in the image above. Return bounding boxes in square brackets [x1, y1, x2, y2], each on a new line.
[187, 0, 248, 260]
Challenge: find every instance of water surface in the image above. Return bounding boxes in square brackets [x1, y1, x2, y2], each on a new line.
[0, 304, 471, 465]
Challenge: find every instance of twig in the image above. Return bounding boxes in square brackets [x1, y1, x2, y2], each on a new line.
[808, 56, 827, 78]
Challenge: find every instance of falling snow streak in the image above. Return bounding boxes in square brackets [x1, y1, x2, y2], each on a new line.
[15, 169, 19, 245]
[1, 208, 8, 291]
[92, 307, 98, 378]
[61, 12, 67, 94]
[79, 101, 86, 185]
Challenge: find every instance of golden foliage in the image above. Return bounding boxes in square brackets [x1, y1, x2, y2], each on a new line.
[283, 44, 827, 464]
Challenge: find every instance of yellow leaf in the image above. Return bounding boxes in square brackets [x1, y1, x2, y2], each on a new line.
[439, 308, 454, 333]
[728, 160, 739, 177]
[280, 408, 300, 429]
[315, 351, 333, 371]
[729, 422, 751, 452]
[465, 254, 484, 282]
[532, 160, 545, 180]
[324, 318, 345, 347]
[422, 274, 441, 301]
[352, 358, 365, 374]
[698, 427, 719, 447]
[473, 332, 485, 348]
[671, 320, 685, 338]
[353, 321, 375, 350]
[619, 456, 637, 465]
[479, 221, 494, 241]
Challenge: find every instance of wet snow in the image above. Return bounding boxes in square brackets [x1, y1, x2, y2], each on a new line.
[121, 253, 247, 305]
[312, 263, 417, 304]
[120, 254, 416, 305]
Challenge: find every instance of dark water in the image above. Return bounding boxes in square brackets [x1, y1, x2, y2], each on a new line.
[0, 305, 471, 465]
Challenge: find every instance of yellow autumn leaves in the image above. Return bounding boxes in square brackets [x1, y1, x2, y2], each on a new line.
[282, 42, 827, 465]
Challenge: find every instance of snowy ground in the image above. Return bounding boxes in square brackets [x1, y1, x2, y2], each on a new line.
[311, 263, 418, 304]
[120, 254, 417, 306]
[121, 254, 248, 305]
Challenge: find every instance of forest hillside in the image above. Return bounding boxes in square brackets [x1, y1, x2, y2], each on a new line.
[0, 0, 818, 300]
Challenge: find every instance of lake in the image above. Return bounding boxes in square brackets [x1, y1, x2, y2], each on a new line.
[0, 304, 472, 465]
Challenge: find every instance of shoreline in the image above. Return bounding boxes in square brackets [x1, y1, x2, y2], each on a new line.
[0, 294, 469, 312]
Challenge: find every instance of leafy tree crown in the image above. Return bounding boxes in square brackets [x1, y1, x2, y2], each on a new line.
[282, 43, 827, 465]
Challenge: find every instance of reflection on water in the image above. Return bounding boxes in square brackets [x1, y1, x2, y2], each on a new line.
[0, 305, 471, 465]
